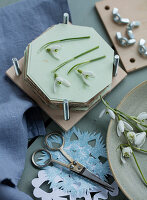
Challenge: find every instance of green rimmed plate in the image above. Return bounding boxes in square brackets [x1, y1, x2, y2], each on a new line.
[107, 81, 147, 200]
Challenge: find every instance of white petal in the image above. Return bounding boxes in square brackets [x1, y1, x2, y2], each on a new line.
[117, 125, 122, 137]
[135, 132, 146, 148]
[62, 79, 71, 87]
[50, 45, 62, 60]
[81, 75, 90, 86]
[82, 70, 95, 77]
[121, 152, 126, 164]
[118, 120, 124, 132]
[56, 77, 64, 83]
[50, 44, 62, 51]
[137, 112, 147, 121]
[137, 123, 146, 131]
[107, 109, 115, 119]
[99, 109, 106, 118]
[124, 121, 133, 131]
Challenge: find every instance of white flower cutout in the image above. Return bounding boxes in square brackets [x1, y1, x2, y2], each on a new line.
[46, 45, 62, 59]
[76, 69, 95, 86]
[134, 132, 146, 148]
[53, 74, 71, 93]
[121, 147, 132, 164]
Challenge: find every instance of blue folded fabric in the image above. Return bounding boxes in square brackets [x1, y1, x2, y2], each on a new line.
[0, 0, 71, 199]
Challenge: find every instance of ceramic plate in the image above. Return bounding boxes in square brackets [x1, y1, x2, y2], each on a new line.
[107, 81, 147, 200]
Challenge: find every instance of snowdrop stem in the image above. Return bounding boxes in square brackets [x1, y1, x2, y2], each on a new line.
[116, 109, 147, 128]
[53, 46, 99, 72]
[67, 55, 106, 74]
[132, 146, 147, 153]
[132, 152, 147, 185]
[40, 36, 90, 50]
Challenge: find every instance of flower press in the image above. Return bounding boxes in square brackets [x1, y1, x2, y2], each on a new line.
[6, 13, 127, 131]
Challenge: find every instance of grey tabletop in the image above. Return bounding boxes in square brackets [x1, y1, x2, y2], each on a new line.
[0, 0, 147, 199]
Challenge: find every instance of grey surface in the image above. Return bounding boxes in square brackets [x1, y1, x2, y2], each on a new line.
[0, 0, 147, 199]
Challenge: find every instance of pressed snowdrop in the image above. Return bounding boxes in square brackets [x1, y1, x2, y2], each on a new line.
[134, 132, 146, 148]
[53, 73, 71, 93]
[126, 131, 136, 144]
[46, 45, 62, 60]
[99, 108, 115, 119]
[117, 120, 124, 137]
[76, 69, 95, 86]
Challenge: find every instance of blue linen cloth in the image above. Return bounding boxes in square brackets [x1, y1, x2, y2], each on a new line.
[0, 0, 71, 199]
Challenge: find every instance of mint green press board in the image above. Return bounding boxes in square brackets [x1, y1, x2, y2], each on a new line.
[27, 24, 114, 103]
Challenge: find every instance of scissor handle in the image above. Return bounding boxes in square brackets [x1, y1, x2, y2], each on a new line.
[44, 132, 64, 151]
[32, 149, 52, 169]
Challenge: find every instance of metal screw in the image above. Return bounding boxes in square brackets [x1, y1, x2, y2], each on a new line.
[138, 39, 147, 57]
[127, 39, 136, 45]
[12, 58, 21, 76]
[73, 161, 77, 165]
[70, 164, 74, 169]
[63, 99, 70, 121]
[113, 55, 119, 77]
[112, 8, 129, 24]
[63, 13, 69, 24]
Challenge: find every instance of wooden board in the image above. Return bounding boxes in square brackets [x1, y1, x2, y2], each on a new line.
[96, 0, 147, 72]
[6, 58, 127, 131]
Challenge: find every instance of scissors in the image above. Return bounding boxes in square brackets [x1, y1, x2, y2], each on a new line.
[32, 132, 114, 192]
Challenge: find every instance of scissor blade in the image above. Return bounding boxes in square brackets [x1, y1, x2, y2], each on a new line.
[80, 168, 114, 192]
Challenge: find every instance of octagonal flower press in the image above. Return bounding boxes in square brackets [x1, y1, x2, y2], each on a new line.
[24, 24, 114, 110]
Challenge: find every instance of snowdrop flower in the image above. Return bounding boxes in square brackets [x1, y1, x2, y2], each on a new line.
[76, 69, 95, 86]
[121, 147, 132, 164]
[53, 73, 71, 93]
[137, 112, 147, 131]
[127, 131, 136, 143]
[117, 120, 124, 137]
[99, 108, 115, 119]
[46, 45, 61, 59]
[134, 132, 146, 148]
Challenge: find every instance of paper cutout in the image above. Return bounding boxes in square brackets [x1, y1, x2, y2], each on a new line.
[32, 127, 119, 199]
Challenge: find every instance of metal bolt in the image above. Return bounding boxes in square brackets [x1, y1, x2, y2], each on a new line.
[63, 99, 70, 121]
[127, 39, 136, 45]
[116, 32, 122, 40]
[139, 39, 146, 46]
[127, 30, 134, 39]
[12, 58, 21, 76]
[70, 164, 74, 169]
[138, 39, 147, 57]
[73, 161, 77, 165]
[113, 55, 119, 77]
[127, 21, 140, 30]
[63, 13, 69, 24]
[112, 8, 129, 24]
[120, 18, 130, 24]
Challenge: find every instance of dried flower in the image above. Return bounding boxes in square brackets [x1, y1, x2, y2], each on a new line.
[99, 108, 115, 119]
[121, 147, 132, 164]
[76, 69, 95, 86]
[137, 112, 147, 131]
[46, 45, 61, 59]
[53, 73, 71, 93]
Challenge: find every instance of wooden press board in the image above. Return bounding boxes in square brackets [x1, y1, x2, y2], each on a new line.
[6, 58, 127, 131]
[96, 0, 147, 72]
